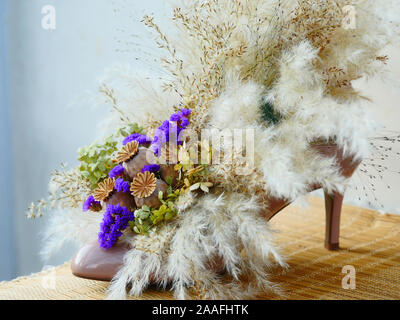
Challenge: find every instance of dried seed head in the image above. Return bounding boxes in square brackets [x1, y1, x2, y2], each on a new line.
[131, 171, 157, 198]
[115, 141, 139, 164]
[93, 178, 115, 201]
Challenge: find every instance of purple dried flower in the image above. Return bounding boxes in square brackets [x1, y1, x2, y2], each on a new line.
[136, 135, 152, 145]
[82, 195, 101, 212]
[160, 120, 170, 130]
[123, 134, 152, 146]
[151, 144, 161, 156]
[141, 164, 161, 173]
[98, 204, 134, 249]
[108, 165, 125, 178]
[114, 178, 131, 193]
[170, 112, 182, 122]
[150, 109, 191, 157]
[122, 133, 140, 146]
[180, 118, 190, 128]
[181, 108, 192, 117]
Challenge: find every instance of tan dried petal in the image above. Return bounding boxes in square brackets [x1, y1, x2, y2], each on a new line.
[93, 178, 115, 201]
[115, 141, 139, 164]
[130, 172, 157, 198]
[186, 166, 204, 176]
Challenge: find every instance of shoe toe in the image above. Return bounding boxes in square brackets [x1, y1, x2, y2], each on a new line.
[71, 240, 129, 281]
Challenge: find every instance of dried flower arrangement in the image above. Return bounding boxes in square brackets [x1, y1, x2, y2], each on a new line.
[29, 0, 400, 299]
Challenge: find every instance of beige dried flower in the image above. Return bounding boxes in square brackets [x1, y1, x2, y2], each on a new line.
[189, 182, 213, 193]
[115, 141, 139, 164]
[131, 171, 157, 198]
[93, 178, 115, 201]
[186, 166, 204, 176]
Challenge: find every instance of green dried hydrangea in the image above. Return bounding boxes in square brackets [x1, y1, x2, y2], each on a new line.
[78, 123, 145, 190]
[130, 190, 180, 235]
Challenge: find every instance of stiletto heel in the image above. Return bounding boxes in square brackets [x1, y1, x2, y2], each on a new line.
[324, 190, 344, 251]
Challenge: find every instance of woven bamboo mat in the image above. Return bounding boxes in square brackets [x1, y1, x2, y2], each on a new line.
[1, 197, 399, 300]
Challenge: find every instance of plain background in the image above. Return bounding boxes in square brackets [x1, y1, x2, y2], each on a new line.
[0, 0, 399, 281]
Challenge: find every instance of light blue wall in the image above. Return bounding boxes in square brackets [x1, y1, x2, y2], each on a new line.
[0, 0, 17, 281]
[3, 0, 168, 280]
[6, 0, 122, 278]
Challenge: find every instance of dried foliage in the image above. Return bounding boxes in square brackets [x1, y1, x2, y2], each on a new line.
[27, 165, 91, 218]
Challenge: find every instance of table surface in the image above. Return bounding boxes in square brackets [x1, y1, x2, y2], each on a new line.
[1, 197, 399, 300]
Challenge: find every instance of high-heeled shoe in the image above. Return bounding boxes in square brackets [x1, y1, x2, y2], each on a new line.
[71, 143, 360, 281]
[262, 144, 360, 250]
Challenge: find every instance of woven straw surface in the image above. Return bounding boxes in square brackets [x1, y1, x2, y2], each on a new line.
[1, 197, 399, 300]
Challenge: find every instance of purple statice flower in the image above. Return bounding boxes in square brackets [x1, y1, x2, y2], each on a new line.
[170, 113, 182, 122]
[181, 108, 192, 117]
[122, 133, 152, 146]
[98, 204, 135, 249]
[108, 165, 125, 179]
[151, 135, 162, 156]
[169, 109, 192, 122]
[122, 133, 140, 145]
[151, 109, 192, 156]
[114, 178, 131, 193]
[151, 120, 173, 156]
[141, 164, 161, 173]
[82, 195, 101, 212]
[136, 135, 152, 145]
[180, 117, 190, 128]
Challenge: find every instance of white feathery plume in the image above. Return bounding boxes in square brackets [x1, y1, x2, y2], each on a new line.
[40, 208, 102, 262]
[107, 193, 284, 299]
